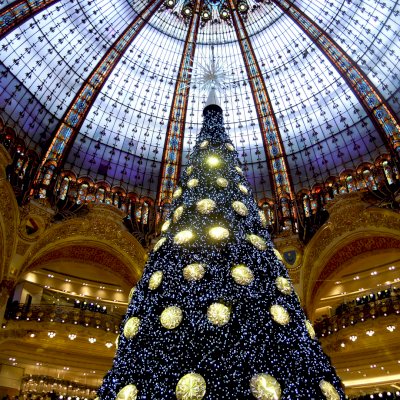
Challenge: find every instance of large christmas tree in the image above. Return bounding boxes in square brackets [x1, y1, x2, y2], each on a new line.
[98, 93, 345, 400]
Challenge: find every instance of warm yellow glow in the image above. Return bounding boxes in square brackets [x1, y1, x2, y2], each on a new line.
[235, 166, 244, 175]
[270, 305, 290, 325]
[123, 317, 140, 339]
[238, 183, 248, 194]
[174, 206, 184, 223]
[208, 226, 230, 241]
[305, 320, 316, 339]
[231, 264, 254, 285]
[149, 271, 163, 290]
[232, 201, 248, 216]
[116, 384, 138, 400]
[216, 177, 229, 188]
[115, 334, 119, 349]
[319, 380, 340, 400]
[259, 211, 267, 228]
[196, 199, 216, 214]
[246, 234, 267, 250]
[183, 263, 206, 281]
[206, 155, 221, 168]
[161, 219, 171, 232]
[186, 165, 193, 176]
[275, 276, 292, 295]
[173, 187, 182, 199]
[250, 374, 281, 400]
[199, 140, 209, 149]
[225, 143, 235, 151]
[160, 306, 183, 329]
[128, 286, 136, 302]
[187, 178, 199, 188]
[153, 237, 166, 252]
[273, 248, 283, 262]
[207, 302, 230, 326]
[174, 230, 195, 244]
[176, 373, 206, 400]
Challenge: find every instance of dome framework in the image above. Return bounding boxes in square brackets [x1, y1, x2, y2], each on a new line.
[0, 0, 399, 214]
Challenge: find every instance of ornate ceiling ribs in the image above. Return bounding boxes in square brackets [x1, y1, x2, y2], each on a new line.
[0, 0, 60, 40]
[156, 1, 201, 206]
[273, 0, 400, 160]
[34, 0, 164, 180]
[228, 0, 295, 202]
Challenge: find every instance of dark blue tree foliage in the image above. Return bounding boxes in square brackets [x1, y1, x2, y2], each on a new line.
[98, 103, 345, 400]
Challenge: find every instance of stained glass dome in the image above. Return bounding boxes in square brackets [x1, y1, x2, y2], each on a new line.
[0, 0, 399, 204]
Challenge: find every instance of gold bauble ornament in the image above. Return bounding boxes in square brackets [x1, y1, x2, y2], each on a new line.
[273, 248, 283, 262]
[275, 276, 293, 295]
[208, 226, 230, 241]
[116, 384, 138, 400]
[206, 155, 221, 168]
[199, 140, 209, 149]
[187, 178, 199, 188]
[183, 263, 206, 281]
[173, 206, 184, 223]
[161, 219, 171, 232]
[270, 305, 290, 325]
[319, 380, 340, 400]
[216, 177, 228, 188]
[250, 374, 281, 400]
[238, 183, 249, 194]
[174, 230, 195, 244]
[207, 302, 230, 326]
[231, 264, 254, 286]
[246, 234, 267, 250]
[115, 334, 120, 349]
[232, 201, 249, 216]
[173, 187, 182, 199]
[128, 286, 136, 302]
[123, 317, 140, 339]
[235, 166, 244, 175]
[305, 320, 316, 339]
[186, 165, 193, 176]
[149, 271, 163, 290]
[160, 306, 183, 329]
[225, 143, 235, 151]
[176, 373, 206, 400]
[259, 211, 267, 227]
[153, 237, 166, 252]
[196, 199, 216, 214]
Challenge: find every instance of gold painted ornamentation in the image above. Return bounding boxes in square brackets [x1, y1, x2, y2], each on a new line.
[174, 206, 184, 223]
[259, 211, 267, 228]
[206, 155, 221, 168]
[207, 303, 230, 326]
[187, 178, 199, 188]
[246, 234, 267, 250]
[153, 237, 166, 252]
[319, 380, 340, 400]
[176, 373, 206, 400]
[216, 177, 228, 188]
[149, 271, 163, 290]
[116, 384, 138, 400]
[231, 264, 254, 286]
[273, 248, 283, 262]
[174, 230, 195, 244]
[250, 373, 281, 400]
[305, 320, 316, 339]
[183, 263, 206, 281]
[270, 305, 290, 325]
[128, 286, 136, 302]
[232, 201, 249, 216]
[208, 226, 229, 241]
[160, 306, 183, 329]
[275, 276, 292, 295]
[199, 140, 209, 149]
[238, 184, 248, 195]
[235, 166, 244, 175]
[196, 199, 216, 215]
[115, 334, 119, 349]
[173, 187, 182, 199]
[123, 317, 140, 339]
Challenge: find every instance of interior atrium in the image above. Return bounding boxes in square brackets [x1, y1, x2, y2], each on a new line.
[0, 0, 399, 397]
